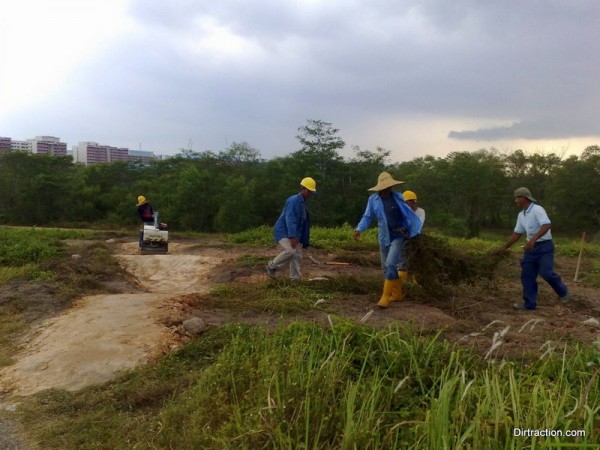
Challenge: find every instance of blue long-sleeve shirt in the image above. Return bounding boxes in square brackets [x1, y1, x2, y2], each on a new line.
[355, 191, 422, 246]
[273, 193, 311, 247]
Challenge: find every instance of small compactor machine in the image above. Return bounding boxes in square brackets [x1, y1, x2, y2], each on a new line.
[140, 212, 169, 254]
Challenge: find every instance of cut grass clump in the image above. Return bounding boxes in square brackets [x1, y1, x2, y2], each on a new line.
[18, 322, 600, 449]
[407, 234, 506, 297]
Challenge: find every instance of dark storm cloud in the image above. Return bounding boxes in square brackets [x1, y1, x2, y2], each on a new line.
[4, 0, 599, 156]
[124, 0, 600, 142]
[449, 115, 600, 141]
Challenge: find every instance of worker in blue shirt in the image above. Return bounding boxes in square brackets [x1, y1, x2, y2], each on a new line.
[498, 187, 569, 310]
[266, 177, 317, 281]
[353, 172, 422, 308]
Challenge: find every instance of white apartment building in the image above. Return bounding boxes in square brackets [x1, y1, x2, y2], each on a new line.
[10, 140, 32, 152]
[29, 136, 67, 156]
[73, 142, 129, 165]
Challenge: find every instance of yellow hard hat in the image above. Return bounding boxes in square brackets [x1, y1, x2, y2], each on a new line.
[136, 195, 147, 206]
[300, 177, 317, 192]
[403, 190, 417, 201]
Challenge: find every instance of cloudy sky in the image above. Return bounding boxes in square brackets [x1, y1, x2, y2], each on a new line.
[1, 0, 599, 161]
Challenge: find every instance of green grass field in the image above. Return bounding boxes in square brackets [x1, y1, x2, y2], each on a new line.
[17, 322, 600, 449]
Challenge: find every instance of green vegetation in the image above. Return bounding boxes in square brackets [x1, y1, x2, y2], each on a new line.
[2, 139, 600, 239]
[17, 323, 600, 449]
[0, 227, 94, 283]
[226, 224, 379, 252]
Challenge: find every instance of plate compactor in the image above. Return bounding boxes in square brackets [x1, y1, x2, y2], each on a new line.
[139, 212, 169, 254]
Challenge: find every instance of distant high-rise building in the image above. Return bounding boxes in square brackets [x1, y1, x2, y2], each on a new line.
[29, 136, 67, 156]
[10, 140, 33, 152]
[73, 142, 129, 165]
[0, 137, 10, 154]
[128, 150, 157, 165]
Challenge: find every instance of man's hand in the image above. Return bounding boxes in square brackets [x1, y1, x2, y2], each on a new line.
[290, 237, 298, 248]
[353, 230, 361, 241]
[524, 240, 535, 252]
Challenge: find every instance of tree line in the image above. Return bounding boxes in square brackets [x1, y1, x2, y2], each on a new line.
[1, 120, 599, 239]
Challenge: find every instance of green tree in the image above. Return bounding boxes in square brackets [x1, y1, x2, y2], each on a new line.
[548, 148, 600, 235]
[395, 151, 509, 237]
[295, 119, 345, 180]
[214, 176, 261, 232]
[0, 153, 78, 225]
[218, 142, 262, 165]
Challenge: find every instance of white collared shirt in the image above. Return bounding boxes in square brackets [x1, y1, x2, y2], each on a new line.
[415, 207, 425, 225]
[514, 203, 552, 241]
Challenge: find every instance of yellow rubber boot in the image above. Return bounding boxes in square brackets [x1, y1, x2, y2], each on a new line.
[388, 278, 404, 302]
[377, 279, 393, 308]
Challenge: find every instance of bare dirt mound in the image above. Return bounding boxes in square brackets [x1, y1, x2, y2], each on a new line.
[0, 241, 237, 396]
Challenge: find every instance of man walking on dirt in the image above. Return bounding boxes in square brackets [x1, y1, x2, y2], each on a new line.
[266, 177, 317, 281]
[353, 172, 422, 308]
[497, 187, 570, 310]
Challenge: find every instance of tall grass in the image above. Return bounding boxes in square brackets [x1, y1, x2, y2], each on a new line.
[156, 323, 599, 449]
[23, 322, 598, 449]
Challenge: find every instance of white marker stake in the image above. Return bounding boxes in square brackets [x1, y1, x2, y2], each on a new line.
[574, 231, 586, 282]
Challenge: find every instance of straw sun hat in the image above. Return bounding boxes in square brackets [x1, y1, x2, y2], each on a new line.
[368, 172, 405, 192]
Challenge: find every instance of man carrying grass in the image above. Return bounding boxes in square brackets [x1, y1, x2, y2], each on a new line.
[353, 172, 422, 308]
[498, 187, 570, 310]
[266, 177, 317, 281]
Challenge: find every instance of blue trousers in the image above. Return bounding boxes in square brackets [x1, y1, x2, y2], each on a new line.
[521, 240, 567, 310]
[380, 237, 406, 280]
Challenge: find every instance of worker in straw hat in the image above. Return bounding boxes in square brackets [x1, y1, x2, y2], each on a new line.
[497, 187, 569, 310]
[266, 177, 317, 281]
[353, 172, 422, 308]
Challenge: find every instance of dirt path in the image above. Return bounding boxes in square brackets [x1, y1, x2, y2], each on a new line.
[0, 242, 236, 396]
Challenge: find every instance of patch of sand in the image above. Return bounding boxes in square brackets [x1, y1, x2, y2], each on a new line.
[0, 241, 235, 396]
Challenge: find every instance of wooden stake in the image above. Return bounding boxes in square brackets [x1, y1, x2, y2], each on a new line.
[574, 231, 585, 282]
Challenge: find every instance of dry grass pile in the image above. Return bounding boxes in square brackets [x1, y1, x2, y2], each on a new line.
[407, 234, 506, 297]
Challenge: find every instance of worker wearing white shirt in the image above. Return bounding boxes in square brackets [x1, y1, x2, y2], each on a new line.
[402, 190, 425, 227]
[498, 187, 569, 310]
